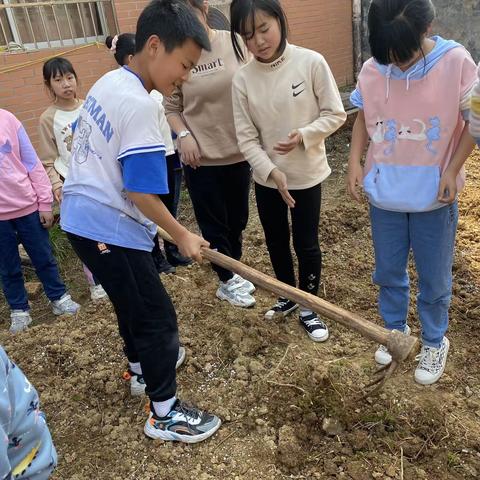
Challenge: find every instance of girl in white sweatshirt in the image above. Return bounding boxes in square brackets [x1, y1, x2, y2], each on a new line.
[231, 0, 346, 342]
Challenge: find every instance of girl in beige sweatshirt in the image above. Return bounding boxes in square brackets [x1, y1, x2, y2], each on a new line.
[164, 0, 256, 309]
[231, 0, 346, 341]
[39, 57, 107, 302]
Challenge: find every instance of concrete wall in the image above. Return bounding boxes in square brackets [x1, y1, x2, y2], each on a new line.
[361, 0, 480, 64]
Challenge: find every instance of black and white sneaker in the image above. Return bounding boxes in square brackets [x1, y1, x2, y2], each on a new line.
[414, 336, 449, 385]
[123, 346, 186, 396]
[299, 313, 329, 342]
[264, 297, 298, 320]
[144, 399, 221, 443]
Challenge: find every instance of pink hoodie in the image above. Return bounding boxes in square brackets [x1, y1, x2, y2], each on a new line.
[0, 109, 53, 221]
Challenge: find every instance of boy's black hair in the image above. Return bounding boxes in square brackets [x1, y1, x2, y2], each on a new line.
[106, 33, 136, 66]
[230, 0, 288, 63]
[42, 57, 77, 86]
[368, 0, 435, 65]
[135, 0, 211, 54]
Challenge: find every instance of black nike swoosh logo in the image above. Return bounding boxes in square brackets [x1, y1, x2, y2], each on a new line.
[293, 89, 305, 97]
[292, 81, 305, 90]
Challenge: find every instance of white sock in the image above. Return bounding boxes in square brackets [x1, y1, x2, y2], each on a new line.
[300, 308, 313, 317]
[153, 397, 176, 417]
[129, 361, 142, 375]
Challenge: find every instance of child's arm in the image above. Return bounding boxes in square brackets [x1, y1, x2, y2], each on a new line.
[347, 110, 369, 202]
[280, 55, 346, 154]
[38, 113, 63, 202]
[469, 65, 480, 144]
[17, 125, 54, 228]
[232, 75, 277, 183]
[127, 192, 208, 261]
[438, 124, 475, 203]
[164, 88, 202, 168]
[0, 354, 12, 480]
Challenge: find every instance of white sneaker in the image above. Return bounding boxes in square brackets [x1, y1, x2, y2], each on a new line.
[231, 274, 255, 294]
[414, 337, 450, 385]
[10, 310, 32, 334]
[90, 284, 108, 301]
[124, 346, 186, 396]
[216, 278, 255, 308]
[51, 293, 80, 316]
[375, 325, 411, 365]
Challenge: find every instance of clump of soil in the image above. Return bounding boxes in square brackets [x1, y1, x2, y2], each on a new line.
[1, 132, 479, 479]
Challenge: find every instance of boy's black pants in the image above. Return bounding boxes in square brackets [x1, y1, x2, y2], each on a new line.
[67, 233, 178, 402]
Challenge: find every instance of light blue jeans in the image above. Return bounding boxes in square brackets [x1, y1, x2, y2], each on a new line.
[370, 202, 458, 348]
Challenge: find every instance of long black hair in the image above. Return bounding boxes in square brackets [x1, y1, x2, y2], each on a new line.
[230, 0, 288, 62]
[106, 33, 135, 66]
[368, 0, 435, 65]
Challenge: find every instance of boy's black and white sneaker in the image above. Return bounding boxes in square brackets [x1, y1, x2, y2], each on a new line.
[123, 346, 186, 396]
[299, 312, 329, 342]
[144, 399, 221, 443]
[264, 297, 298, 320]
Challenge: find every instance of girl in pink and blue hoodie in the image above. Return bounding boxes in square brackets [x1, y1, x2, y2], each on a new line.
[0, 109, 79, 333]
[347, 0, 477, 386]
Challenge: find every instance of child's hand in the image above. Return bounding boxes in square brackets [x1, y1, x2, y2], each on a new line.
[347, 162, 364, 202]
[39, 211, 54, 229]
[273, 130, 303, 155]
[53, 187, 63, 204]
[180, 135, 202, 169]
[438, 169, 457, 203]
[176, 231, 209, 263]
[269, 168, 295, 208]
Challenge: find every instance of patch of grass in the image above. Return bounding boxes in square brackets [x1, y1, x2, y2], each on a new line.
[49, 224, 72, 262]
[447, 451, 461, 469]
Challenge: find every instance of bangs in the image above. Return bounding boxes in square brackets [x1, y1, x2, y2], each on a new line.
[43, 58, 77, 82]
[231, 2, 257, 40]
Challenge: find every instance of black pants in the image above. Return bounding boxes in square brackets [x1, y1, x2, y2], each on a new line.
[184, 161, 251, 282]
[152, 152, 183, 256]
[255, 182, 322, 295]
[67, 233, 178, 402]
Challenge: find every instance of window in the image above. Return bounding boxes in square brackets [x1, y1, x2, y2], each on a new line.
[0, 0, 118, 51]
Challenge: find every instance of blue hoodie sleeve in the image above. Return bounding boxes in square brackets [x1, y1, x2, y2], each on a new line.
[0, 347, 56, 480]
[350, 87, 364, 109]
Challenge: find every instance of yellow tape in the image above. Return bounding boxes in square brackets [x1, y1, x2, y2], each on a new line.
[0, 41, 103, 74]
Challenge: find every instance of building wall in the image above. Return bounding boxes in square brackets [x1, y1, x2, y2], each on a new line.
[1, 0, 353, 148]
[361, 0, 480, 64]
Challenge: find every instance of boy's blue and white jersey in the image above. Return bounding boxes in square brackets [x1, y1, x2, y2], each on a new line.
[61, 67, 169, 251]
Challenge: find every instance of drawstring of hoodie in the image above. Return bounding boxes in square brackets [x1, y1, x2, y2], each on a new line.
[385, 64, 392, 101]
[385, 61, 423, 102]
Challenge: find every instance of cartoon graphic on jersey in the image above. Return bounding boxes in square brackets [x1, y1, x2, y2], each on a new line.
[372, 118, 385, 144]
[383, 119, 398, 155]
[72, 116, 93, 164]
[12, 441, 40, 478]
[426, 116, 441, 155]
[398, 119, 427, 141]
[27, 399, 39, 416]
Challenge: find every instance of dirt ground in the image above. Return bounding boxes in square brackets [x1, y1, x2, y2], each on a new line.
[1, 126, 480, 480]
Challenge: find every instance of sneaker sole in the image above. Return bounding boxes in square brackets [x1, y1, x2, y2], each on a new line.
[52, 307, 80, 316]
[144, 417, 222, 443]
[264, 303, 298, 320]
[216, 290, 255, 308]
[414, 337, 450, 386]
[306, 329, 329, 343]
